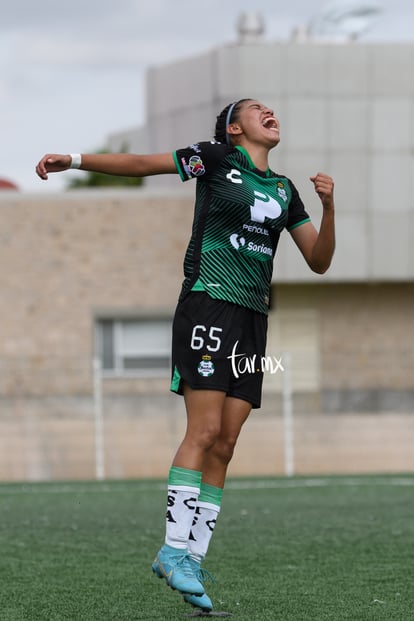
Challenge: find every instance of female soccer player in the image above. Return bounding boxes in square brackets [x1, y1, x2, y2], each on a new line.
[36, 99, 335, 613]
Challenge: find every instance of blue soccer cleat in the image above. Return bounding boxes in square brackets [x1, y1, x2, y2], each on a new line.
[183, 591, 213, 612]
[152, 544, 204, 595]
[183, 557, 215, 612]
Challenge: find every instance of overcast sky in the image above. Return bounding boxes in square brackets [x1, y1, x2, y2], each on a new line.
[1, 0, 413, 193]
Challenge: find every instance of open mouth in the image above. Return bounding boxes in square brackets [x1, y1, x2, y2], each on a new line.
[262, 117, 279, 132]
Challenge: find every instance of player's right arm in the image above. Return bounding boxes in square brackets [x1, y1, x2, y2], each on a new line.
[35, 152, 177, 181]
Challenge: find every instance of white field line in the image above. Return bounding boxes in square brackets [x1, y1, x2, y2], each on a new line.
[0, 476, 413, 495]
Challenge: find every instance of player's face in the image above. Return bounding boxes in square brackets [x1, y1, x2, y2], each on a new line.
[232, 100, 280, 148]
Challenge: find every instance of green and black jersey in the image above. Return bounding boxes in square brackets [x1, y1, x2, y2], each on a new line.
[173, 141, 310, 315]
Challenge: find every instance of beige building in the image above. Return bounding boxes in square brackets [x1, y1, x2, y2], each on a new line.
[1, 22, 414, 481]
[0, 189, 413, 482]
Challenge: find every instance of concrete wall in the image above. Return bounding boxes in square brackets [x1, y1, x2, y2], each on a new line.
[2, 398, 413, 482]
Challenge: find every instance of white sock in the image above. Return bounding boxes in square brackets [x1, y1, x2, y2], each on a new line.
[165, 466, 202, 549]
[188, 500, 221, 562]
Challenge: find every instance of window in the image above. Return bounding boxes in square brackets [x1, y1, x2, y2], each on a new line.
[95, 318, 172, 377]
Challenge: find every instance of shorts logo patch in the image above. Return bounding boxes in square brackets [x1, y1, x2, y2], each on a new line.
[197, 355, 215, 377]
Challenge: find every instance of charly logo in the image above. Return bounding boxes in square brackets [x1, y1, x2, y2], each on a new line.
[197, 355, 215, 377]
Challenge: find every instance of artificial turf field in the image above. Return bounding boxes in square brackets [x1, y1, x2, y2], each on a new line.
[1, 476, 413, 621]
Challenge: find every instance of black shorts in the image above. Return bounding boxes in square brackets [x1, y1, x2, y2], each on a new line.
[170, 292, 268, 408]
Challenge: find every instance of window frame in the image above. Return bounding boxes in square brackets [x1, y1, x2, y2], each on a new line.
[95, 315, 172, 378]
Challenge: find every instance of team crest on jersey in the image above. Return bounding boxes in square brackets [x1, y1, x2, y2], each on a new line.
[277, 181, 287, 202]
[197, 355, 215, 377]
[188, 155, 205, 176]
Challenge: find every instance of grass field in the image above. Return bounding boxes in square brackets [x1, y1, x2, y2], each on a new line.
[1, 475, 414, 621]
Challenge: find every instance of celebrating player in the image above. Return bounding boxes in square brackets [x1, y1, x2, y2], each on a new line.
[36, 98, 335, 613]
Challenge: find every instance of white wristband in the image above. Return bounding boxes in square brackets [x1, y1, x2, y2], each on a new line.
[69, 153, 82, 169]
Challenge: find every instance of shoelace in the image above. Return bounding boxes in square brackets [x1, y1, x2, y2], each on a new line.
[187, 558, 216, 585]
[173, 554, 199, 578]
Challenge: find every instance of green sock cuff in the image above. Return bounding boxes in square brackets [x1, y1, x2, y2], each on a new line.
[168, 466, 202, 488]
[198, 482, 223, 507]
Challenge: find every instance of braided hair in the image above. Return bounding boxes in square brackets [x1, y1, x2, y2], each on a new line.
[214, 99, 251, 144]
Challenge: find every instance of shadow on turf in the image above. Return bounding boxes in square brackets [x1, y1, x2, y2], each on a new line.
[184, 612, 233, 618]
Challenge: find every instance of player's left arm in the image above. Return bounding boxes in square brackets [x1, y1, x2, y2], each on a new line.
[290, 172, 335, 274]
